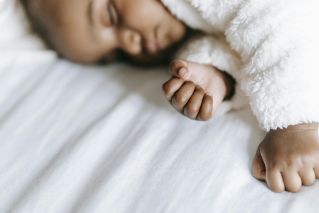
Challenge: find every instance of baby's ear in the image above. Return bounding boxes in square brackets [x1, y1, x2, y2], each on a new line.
[21, 0, 52, 45]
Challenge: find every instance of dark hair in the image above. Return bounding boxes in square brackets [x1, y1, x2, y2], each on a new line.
[20, 0, 52, 48]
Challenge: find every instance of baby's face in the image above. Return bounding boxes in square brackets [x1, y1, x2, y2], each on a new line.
[29, 0, 187, 63]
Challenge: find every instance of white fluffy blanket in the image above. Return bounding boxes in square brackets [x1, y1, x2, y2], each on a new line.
[162, 0, 319, 131]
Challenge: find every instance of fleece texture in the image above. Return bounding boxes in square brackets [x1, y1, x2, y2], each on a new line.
[161, 0, 319, 131]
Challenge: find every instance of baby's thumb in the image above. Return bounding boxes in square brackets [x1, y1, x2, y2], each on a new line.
[252, 146, 266, 180]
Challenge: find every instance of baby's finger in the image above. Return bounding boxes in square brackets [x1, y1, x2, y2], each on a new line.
[170, 60, 189, 77]
[266, 170, 285, 192]
[197, 94, 213, 121]
[184, 88, 205, 119]
[252, 147, 266, 180]
[298, 167, 316, 186]
[162, 78, 184, 100]
[282, 170, 302, 192]
[172, 82, 195, 111]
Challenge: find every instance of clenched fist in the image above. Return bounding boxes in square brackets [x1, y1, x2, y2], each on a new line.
[252, 123, 319, 192]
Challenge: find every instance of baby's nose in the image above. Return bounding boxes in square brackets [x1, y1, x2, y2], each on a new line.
[119, 29, 142, 55]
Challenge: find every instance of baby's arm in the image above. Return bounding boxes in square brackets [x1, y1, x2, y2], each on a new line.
[221, 0, 319, 131]
[220, 0, 319, 191]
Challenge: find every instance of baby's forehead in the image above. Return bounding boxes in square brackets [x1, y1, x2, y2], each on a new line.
[23, 0, 47, 30]
[26, 0, 75, 32]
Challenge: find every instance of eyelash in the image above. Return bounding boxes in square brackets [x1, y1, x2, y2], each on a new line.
[108, 2, 118, 26]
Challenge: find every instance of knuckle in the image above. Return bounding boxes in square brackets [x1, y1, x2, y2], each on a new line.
[198, 111, 207, 120]
[288, 185, 301, 193]
[188, 105, 199, 114]
[268, 162, 279, 170]
[175, 93, 186, 105]
[184, 81, 193, 88]
[303, 179, 315, 186]
[199, 113, 210, 121]
[201, 107, 212, 119]
[282, 157, 298, 170]
[162, 82, 171, 94]
[184, 109, 195, 119]
[272, 185, 285, 193]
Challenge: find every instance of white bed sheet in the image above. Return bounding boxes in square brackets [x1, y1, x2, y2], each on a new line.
[1, 0, 319, 212]
[1, 55, 319, 213]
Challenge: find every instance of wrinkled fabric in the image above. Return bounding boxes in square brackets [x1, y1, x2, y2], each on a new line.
[1, 0, 319, 213]
[162, 0, 319, 131]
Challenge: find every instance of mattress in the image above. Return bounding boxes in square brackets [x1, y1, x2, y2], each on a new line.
[1, 56, 319, 213]
[1, 0, 319, 212]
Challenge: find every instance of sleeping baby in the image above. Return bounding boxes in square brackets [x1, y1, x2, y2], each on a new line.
[22, 0, 319, 193]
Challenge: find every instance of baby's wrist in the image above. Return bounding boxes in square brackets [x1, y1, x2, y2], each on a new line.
[221, 71, 236, 101]
[269, 123, 319, 134]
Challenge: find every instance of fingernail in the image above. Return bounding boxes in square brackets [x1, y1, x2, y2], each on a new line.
[178, 68, 188, 76]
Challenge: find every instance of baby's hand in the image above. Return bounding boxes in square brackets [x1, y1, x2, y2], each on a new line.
[252, 123, 319, 192]
[162, 59, 234, 121]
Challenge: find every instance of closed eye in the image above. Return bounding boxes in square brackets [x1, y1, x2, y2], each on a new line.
[108, 1, 119, 26]
[87, 0, 94, 27]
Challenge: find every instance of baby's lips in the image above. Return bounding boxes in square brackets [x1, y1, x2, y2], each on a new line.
[145, 42, 158, 54]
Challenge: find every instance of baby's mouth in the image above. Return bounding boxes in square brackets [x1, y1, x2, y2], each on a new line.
[143, 36, 161, 55]
[143, 28, 163, 55]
